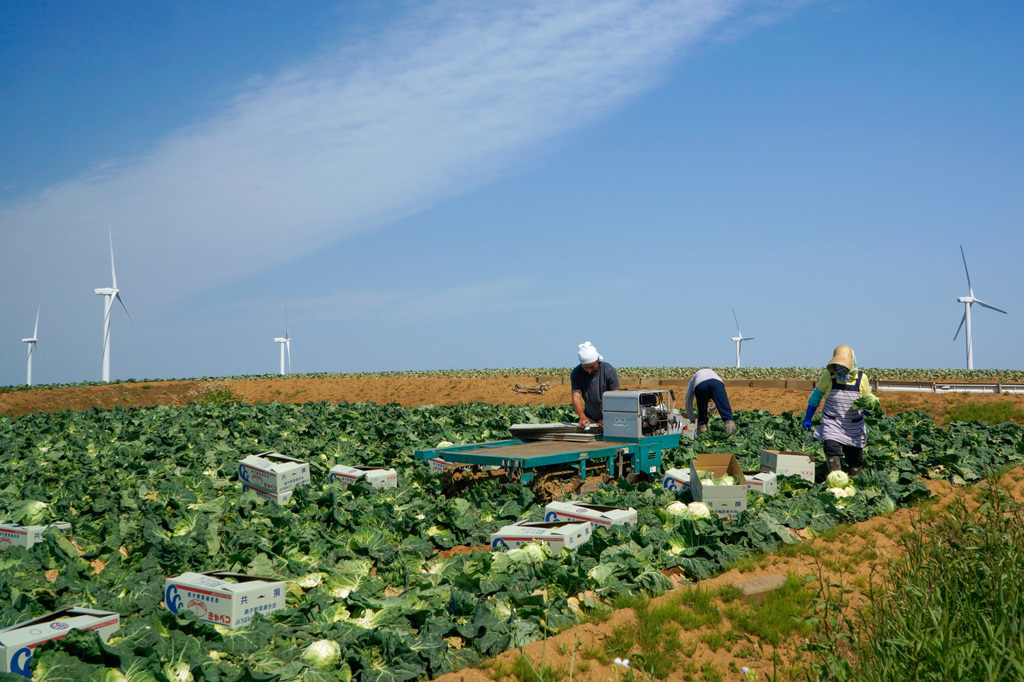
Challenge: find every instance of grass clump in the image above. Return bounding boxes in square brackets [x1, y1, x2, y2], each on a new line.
[945, 398, 1024, 425]
[808, 489, 1024, 680]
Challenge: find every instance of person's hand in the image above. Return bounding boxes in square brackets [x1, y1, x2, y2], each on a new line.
[803, 406, 817, 431]
[578, 416, 591, 429]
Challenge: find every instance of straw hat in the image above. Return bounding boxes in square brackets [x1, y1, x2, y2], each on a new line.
[827, 345, 854, 371]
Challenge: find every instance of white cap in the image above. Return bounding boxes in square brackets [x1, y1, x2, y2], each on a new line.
[577, 341, 601, 364]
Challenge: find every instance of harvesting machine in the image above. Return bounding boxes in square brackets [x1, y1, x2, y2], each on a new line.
[413, 389, 684, 495]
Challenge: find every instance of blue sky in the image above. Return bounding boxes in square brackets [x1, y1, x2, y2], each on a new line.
[2, 0, 1022, 386]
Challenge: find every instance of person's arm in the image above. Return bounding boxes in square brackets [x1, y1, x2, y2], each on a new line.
[571, 390, 589, 427]
[803, 370, 830, 430]
[859, 372, 874, 398]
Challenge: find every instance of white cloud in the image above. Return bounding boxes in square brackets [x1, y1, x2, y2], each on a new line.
[0, 0, 741, 309]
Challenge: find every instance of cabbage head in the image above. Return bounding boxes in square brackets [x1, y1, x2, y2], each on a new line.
[826, 470, 851, 489]
[13, 500, 51, 525]
[688, 502, 711, 520]
[302, 639, 341, 669]
[665, 502, 690, 518]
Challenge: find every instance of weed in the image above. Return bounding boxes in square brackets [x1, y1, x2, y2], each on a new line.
[510, 653, 566, 682]
[700, 663, 724, 681]
[945, 399, 1024, 425]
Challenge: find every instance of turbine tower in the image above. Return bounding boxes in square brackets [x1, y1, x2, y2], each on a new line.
[730, 309, 754, 368]
[21, 306, 41, 386]
[273, 305, 291, 375]
[94, 227, 133, 382]
[954, 245, 1006, 370]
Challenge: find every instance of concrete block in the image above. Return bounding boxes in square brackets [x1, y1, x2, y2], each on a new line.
[732, 574, 787, 605]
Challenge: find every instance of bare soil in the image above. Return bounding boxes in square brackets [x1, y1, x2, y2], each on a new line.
[3, 376, 1023, 681]
[4, 375, 1024, 425]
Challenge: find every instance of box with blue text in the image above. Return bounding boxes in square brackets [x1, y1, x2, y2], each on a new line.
[544, 501, 637, 527]
[489, 520, 592, 553]
[0, 607, 120, 678]
[164, 571, 286, 629]
[237, 452, 310, 503]
[0, 522, 72, 551]
[661, 468, 691, 493]
[328, 465, 397, 489]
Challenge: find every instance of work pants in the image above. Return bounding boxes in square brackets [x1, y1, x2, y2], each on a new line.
[694, 379, 733, 425]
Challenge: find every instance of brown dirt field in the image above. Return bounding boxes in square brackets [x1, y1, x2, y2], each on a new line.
[4, 375, 1024, 425]
[3, 376, 1023, 681]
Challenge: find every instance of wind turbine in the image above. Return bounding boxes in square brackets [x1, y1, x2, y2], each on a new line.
[954, 245, 1007, 370]
[730, 309, 754, 368]
[273, 305, 291, 375]
[94, 226, 133, 382]
[21, 306, 41, 386]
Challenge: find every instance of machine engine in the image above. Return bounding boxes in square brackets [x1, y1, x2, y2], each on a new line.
[602, 389, 683, 439]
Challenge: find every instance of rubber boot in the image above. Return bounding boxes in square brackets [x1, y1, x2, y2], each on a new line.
[696, 424, 707, 435]
[826, 456, 842, 473]
[724, 420, 736, 435]
[848, 466, 862, 477]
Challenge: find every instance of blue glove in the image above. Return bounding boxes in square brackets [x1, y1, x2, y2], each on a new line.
[803, 406, 817, 431]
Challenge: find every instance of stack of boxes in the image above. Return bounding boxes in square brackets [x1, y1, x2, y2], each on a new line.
[237, 452, 311, 504]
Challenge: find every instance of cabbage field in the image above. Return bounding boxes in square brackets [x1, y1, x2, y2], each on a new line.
[1, 399, 1023, 681]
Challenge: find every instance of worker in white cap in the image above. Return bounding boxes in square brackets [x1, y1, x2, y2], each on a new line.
[570, 341, 620, 429]
[803, 344, 880, 476]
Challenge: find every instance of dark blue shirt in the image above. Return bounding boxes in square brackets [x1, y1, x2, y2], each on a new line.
[570, 361, 620, 421]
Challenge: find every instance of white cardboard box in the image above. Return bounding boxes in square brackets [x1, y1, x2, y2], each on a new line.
[489, 520, 593, 553]
[744, 471, 779, 496]
[328, 465, 398, 489]
[690, 453, 748, 519]
[0, 607, 120, 678]
[760, 450, 816, 483]
[661, 468, 691, 493]
[237, 452, 311, 504]
[164, 571, 287, 629]
[426, 456, 454, 473]
[0, 522, 72, 551]
[544, 501, 638, 527]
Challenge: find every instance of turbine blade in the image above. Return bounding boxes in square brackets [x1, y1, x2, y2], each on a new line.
[974, 300, 1008, 315]
[960, 245, 973, 296]
[743, 337, 754, 341]
[33, 306, 40, 338]
[116, 293, 134, 322]
[732, 308, 740, 335]
[109, 223, 118, 290]
[285, 302, 289, 339]
[954, 311, 966, 341]
[34, 342, 43, 368]
[286, 340, 292, 373]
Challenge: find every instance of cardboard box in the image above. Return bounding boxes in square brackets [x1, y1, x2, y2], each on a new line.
[760, 450, 815, 483]
[237, 452, 311, 504]
[426, 456, 454, 473]
[744, 471, 779, 496]
[690, 453, 748, 519]
[661, 468, 691, 493]
[164, 571, 286, 629]
[489, 520, 593, 553]
[328, 465, 398, 489]
[544, 501, 638, 527]
[0, 522, 71, 551]
[0, 607, 120, 678]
